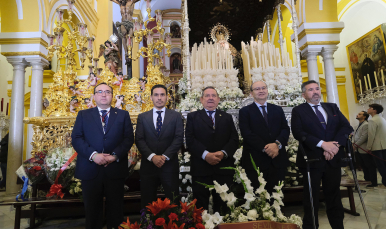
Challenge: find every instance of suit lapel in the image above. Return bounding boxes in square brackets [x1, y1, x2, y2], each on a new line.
[250, 102, 269, 129]
[145, 110, 159, 137]
[214, 109, 222, 131]
[321, 103, 332, 130]
[304, 103, 326, 130]
[105, 107, 117, 134]
[91, 107, 104, 134]
[198, 109, 214, 128]
[158, 109, 173, 138]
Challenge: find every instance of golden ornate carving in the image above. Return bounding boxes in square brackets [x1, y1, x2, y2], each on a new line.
[1, 51, 49, 61]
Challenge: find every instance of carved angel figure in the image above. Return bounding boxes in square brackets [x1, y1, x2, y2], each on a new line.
[69, 86, 85, 97]
[70, 98, 79, 113]
[99, 41, 120, 76]
[113, 72, 124, 91]
[137, 78, 146, 91]
[115, 95, 124, 109]
[84, 95, 95, 108]
[87, 72, 99, 89]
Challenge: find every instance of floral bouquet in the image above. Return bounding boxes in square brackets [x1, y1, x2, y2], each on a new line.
[285, 135, 303, 187]
[44, 147, 77, 198]
[179, 152, 193, 203]
[68, 177, 83, 199]
[199, 149, 302, 229]
[120, 198, 205, 229]
[128, 145, 141, 176]
[22, 150, 47, 185]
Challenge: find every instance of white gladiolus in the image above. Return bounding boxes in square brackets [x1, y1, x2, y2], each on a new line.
[182, 179, 187, 184]
[247, 209, 259, 220]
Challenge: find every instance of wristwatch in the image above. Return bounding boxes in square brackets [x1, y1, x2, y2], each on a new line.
[275, 140, 282, 149]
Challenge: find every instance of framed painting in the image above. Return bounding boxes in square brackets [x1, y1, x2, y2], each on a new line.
[347, 25, 386, 102]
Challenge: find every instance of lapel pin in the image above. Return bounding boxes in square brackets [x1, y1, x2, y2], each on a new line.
[115, 112, 117, 114]
[219, 114, 222, 116]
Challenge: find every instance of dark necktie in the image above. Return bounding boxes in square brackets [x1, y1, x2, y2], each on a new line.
[156, 111, 163, 136]
[313, 105, 327, 129]
[207, 110, 215, 126]
[101, 110, 109, 133]
[260, 105, 269, 125]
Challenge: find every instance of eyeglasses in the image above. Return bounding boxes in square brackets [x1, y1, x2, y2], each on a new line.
[252, 87, 267, 91]
[95, 90, 112, 95]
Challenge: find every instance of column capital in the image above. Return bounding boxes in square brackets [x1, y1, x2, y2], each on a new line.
[26, 56, 50, 69]
[301, 50, 318, 60]
[321, 46, 338, 60]
[5, 57, 29, 69]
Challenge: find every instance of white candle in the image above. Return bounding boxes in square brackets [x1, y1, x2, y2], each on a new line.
[382, 69, 385, 86]
[374, 71, 379, 87]
[364, 76, 368, 90]
[367, 74, 372, 88]
[359, 79, 362, 94]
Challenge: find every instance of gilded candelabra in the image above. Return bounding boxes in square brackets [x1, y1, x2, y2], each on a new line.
[130, 1, 172, 111]
[44, 0, 94, 117]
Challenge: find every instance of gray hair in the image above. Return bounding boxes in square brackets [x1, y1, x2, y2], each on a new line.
[301, 80, 319, 93]
[201, 86, 219, 97]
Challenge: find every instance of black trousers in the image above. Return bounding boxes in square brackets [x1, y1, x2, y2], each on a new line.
[372, 150, 386, 186]
[355, 151, 377, 185]
[81, 169, 125, 229]
[192, 174, 232, 215]
[300, 164, 344, 229]
[140, 171, 179, 209]
[246, 166, 286, 195]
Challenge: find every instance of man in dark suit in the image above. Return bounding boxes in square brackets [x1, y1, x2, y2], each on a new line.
[291, 80, 353, 229]
[72, 83, 134, 229]
[185, 86, 238, 214]
[239, 81, 290, 195]
[135, 84, 183, 208]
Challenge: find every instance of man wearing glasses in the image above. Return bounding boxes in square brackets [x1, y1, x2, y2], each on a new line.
[239, 81, 290, 195]
[72, 82, 134, 229]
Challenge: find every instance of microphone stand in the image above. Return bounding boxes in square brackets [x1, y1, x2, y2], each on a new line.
[345, 135, 372, 229]
[298, 137, 319, 229]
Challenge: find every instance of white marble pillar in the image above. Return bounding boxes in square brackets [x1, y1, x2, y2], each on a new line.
[25, 57, 49, 159]
[6, 58, 29, 194]
[321, 47, 340, 106]
[304, 52, 319, 82]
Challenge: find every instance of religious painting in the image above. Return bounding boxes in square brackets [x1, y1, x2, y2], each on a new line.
[347, 25, 386, 102]
[170, 22, 181, 38]
[170, 53, 183, 73]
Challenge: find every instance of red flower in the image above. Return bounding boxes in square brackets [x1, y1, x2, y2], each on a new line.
[192, 205, 204, 224]
[189, 228, 195, 229]
[155, 218, 165, 226]
[180, 199, 197, 214]
[146, 198, 177, 216]
[196, 223, 205, 229]
[33, 166, 42, 171]
[168, 213, 178, 222]
[119, 217, 141, 229]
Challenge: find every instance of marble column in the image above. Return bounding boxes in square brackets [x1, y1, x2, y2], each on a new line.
[304, 51, 319, 82]
[6, 57, 29, 194]
[25, 57, 49, 159]
[321, 47, 340, 106]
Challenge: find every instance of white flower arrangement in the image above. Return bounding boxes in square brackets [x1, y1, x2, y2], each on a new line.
[44, 147, 77, 187]
[200, 152, 302, 229]
[179, 152, 193, 203]
[284, 135, 303, 187]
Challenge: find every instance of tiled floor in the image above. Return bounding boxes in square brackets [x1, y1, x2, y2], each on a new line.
[0, 169, 385, 229]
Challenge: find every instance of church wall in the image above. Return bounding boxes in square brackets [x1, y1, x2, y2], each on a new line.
[0, 0, 40, 32]
[335, 0, 386, 126]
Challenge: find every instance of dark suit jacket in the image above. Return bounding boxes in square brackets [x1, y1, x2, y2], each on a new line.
[185, 109, 238, 177]
[291, 102, 353, 168]
[71, 107, 134, 180]
[239, 102, 290, 171]
[135, 108, 184, 175]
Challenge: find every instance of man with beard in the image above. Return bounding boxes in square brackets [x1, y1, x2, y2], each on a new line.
[135, 85, 183, 208]
[239, 81, 290, 195]
[185, 86, 238, 214]
[291, 80, 353, 229]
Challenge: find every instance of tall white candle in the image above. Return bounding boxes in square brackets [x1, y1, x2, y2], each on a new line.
[382, 69, 385, 86]
[374, 71, 379, 87]
[367, 74, 372, 88]
[359, 79, 362, 94]
[364, 76, 368, 90]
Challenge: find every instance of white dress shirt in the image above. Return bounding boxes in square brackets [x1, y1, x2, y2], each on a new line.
[147, 107, 170, 162]
[254, 101, 268, 115]
[201, 109, 228, 160]
[308, 103, 328, 147]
